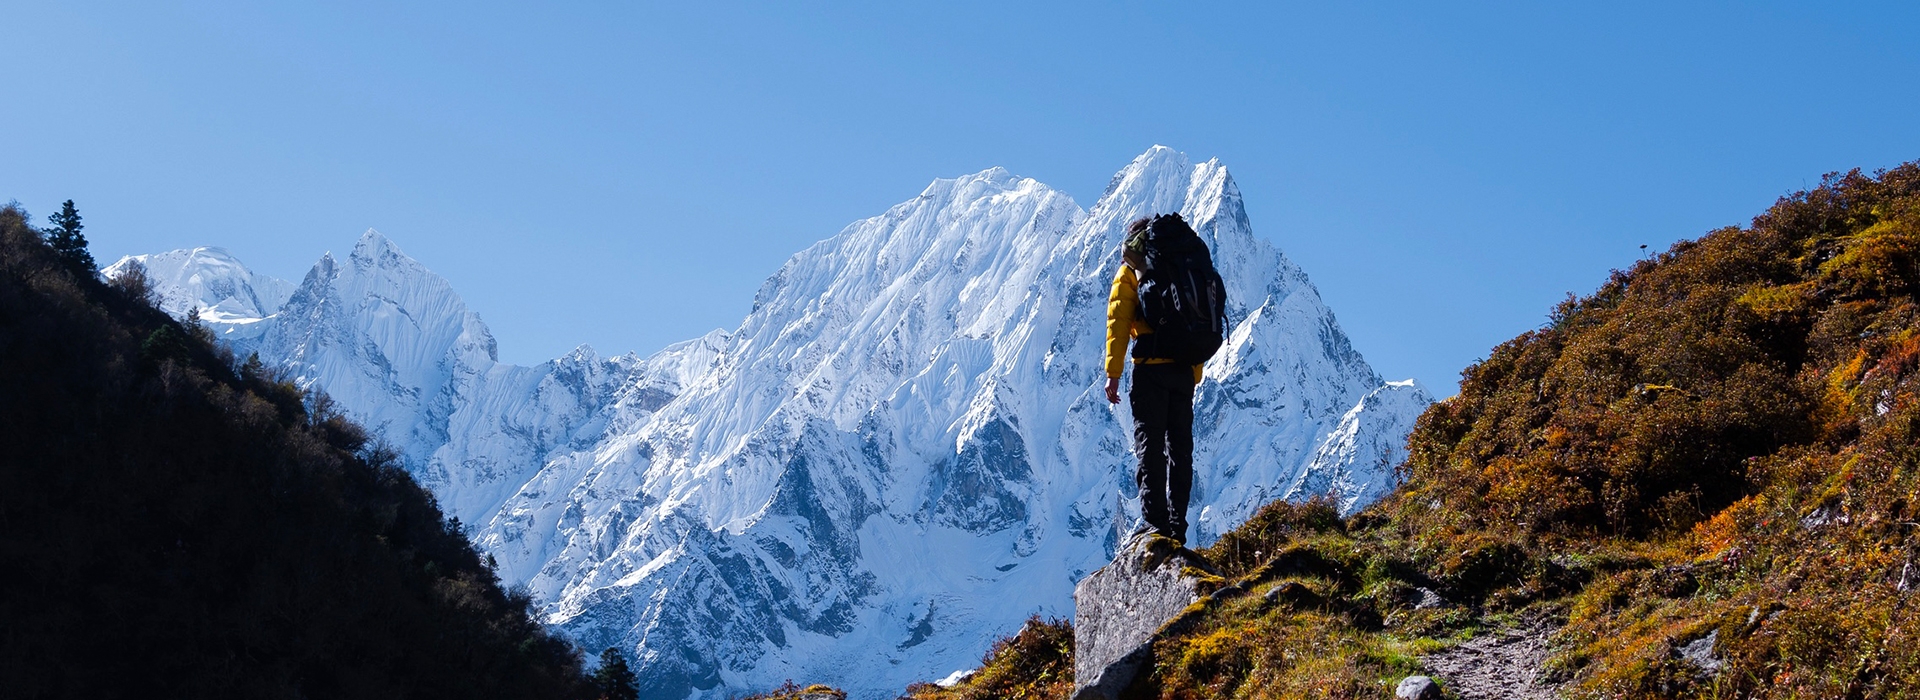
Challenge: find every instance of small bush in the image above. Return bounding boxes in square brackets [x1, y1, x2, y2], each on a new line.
[902, 616, 1073, 700]
[1201, 495, 1344, 578]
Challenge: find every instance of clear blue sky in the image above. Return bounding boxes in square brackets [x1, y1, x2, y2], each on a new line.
[7, 2, 1917, 395]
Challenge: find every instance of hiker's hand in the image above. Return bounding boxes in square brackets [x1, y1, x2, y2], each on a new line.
[1105, 378, 1120, 405]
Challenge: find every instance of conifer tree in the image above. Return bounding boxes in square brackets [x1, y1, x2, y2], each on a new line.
[591, 647, 639, 700]
[44, 199, 95, 276]
[241, 352, 265, 380]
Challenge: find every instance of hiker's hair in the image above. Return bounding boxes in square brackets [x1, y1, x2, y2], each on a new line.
[1123, 216, 1153, 269]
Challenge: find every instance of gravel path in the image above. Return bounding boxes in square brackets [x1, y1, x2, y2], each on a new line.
[1422, 623, 1563, 700]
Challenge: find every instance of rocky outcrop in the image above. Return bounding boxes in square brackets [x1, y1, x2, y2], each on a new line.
[1072, 536, 1224, 700]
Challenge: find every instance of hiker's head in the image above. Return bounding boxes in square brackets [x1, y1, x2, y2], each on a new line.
[1123, 216, 1152, 269]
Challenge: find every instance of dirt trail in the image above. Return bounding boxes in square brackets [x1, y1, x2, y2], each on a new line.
[1422, 622, 1563, 700]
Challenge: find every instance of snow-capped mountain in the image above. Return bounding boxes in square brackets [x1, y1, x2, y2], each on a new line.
[111, 232, 715, 527]
[118, 147, 1431, 699]
[105, 246, 295, 343]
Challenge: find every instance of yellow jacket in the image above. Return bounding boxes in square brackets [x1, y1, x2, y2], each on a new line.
[1105, 264, 1204, 384]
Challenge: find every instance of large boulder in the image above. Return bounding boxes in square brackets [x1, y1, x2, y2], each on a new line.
[1072, 535, 1224, 700]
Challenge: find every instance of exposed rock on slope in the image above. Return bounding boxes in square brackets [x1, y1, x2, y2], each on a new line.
[1073, 537, 1226, 700]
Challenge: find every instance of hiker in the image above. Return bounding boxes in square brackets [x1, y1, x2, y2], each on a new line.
[1103, 213, 1227, 546]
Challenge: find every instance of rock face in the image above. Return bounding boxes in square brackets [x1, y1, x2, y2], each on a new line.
[1677, 629, 1722, 677]
[1072, 536, 1222, 700]
[116, 146, 1433, 699]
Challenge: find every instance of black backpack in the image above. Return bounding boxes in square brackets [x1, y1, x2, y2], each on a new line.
[1131, 213, 1228, 365]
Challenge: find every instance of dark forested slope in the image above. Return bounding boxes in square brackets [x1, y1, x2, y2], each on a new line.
[0, 204, 592, 698]
[918, 163, 1920, 699]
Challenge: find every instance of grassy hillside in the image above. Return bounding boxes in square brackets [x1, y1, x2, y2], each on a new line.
[1386, 161, 1920, 698]
[919, 162, 1920, 699]
[0, 205, 595, 698]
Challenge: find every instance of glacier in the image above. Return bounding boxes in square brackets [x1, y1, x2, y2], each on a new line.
[112, 146, 1432, 699]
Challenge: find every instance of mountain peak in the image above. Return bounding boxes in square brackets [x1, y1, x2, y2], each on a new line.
[1094, 146, 1213, 218]
[352, 228, 428, 270]
[1126, 145, 1193, 177]
[343, 228, 457, 291]
[917, 165, 1036, 202]
[1139, 143, 1183, 162]
[355, 227, 397, 253]
[974, 165, 1015, 181]
[184, 245, 243, 262]
[104, 246, 296, 329]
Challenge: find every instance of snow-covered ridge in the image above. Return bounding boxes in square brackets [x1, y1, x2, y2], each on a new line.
[104, 246, 295, 343]
[118, 146, 1432, 700]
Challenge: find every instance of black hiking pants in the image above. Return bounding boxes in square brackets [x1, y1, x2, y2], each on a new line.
[1130, 362, 1194, 543]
